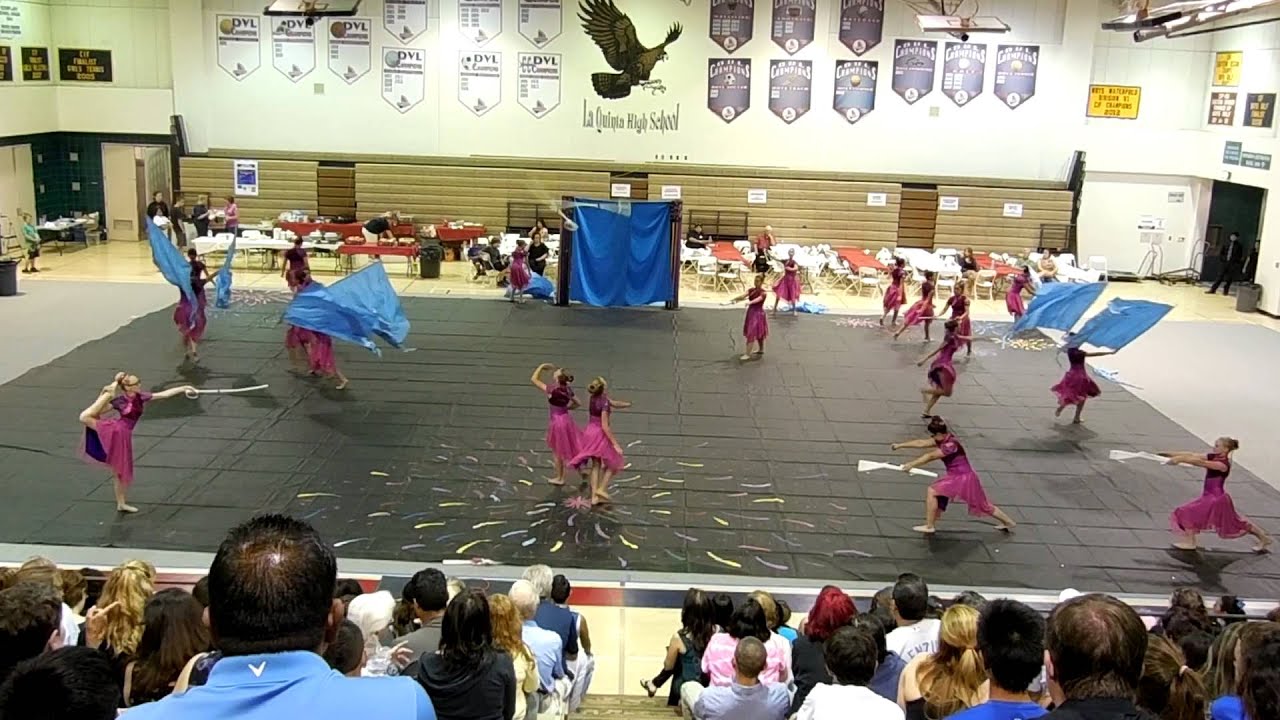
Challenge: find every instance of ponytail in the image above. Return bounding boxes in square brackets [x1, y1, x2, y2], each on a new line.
[1140, 635, 1207, 720]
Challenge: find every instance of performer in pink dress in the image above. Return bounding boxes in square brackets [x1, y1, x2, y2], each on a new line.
[284, 269, 316, 373]
[569, 377, 633, 506]
[772, 248, 802, 314]
[1006, 266, 1034, 321]
[916, 319, 973, 417]
[879, 257, 907, 326]
[1051, 345, 1114, 424]
[893, 271, 936, 341]
[532, 363, 581, 486]
[307, 332, 349, 390]
[174, 249, 213, 361]
[282, 236, 309, 289]
[508, 240, 532, 303]
[78, 373, 195, 513]
[892, 416, 1017, 534]
[942, 282, 973, 356]
[1164, 438, 1272, 552]
[727, 274, 769, 361]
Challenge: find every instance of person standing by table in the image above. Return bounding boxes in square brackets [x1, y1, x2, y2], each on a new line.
[528, 233, 550, 276]
[170, 196, 190, 248]
[362, 213, 396, 245]
[21, 211, 41, 274]
[686, 224, 710, 250]
[222, 196, 240, 237]
[959, 247, 980, 296]
[191, 195, 211, 239]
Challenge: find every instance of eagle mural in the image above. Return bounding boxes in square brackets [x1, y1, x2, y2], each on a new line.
[579, 0, 682, 99]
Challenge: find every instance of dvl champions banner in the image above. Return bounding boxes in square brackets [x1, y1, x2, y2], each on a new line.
[710, 0, 753, 53]
[708, 58, 750, 123]
[327, 17, 371, 84]
[771, 0, 815, 55]
[384, 0, 427, 43]
[892, 39, 936, 105]
[517, 52, 561, 117]
[993, 44, 1039, 109]
[459, 51, 501, 116]
[215, 15, 261, 80]
[382, 47, 425, 113]
[838, 0, 882, 56]
[941, 41, 984, 107]
[518, 0, 561, 47]
[459, 0, 502, 46]
[834, 59, 876, 124]
[271, 17, 315, 82]
[769, 59, 811, 124]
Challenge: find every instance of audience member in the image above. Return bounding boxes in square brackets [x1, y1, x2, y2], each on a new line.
[711, 593, 734, 629]
[952, 591, 989, 611]
[399, 569, 450, 658]
[488, 595, 538, 720]
[1210, 621, 1280, 720]
[898, 604, 987, 719]
[1239, 625, 1280, 720]
[526, 566, 578, 662]
[642, 588, 715, 706]
[334, 578, 365, 599]
[746, 591, 794, 673]
[1266, 607, 1280, 623]
[791, 585, 857, 712]
[0, 583, 63, 686]
[550, 574, 594, 712]
[686, 223, 709, 250]
[123, 514, 434, 720]
[411, 590, 516, 720]
[0, 646, 120, 720]
[1177, 631, 1212, 672]
[852, 613, 907, 703]
[324, 620, 367, 677]
[1205, 621, 1246, 700]
[0, 569, 11, 591]
[950, 600, 1047, 720]
[702, 598, 790, 687]
[1214, 596, 1247, 626]
[797, 626, 903, 720]
[887, 574, 941, 662]
[191, 576, 210, 609]
[79, 569, 106, 612]
[13, 558, 80, 647]
[870, 586, 894, 614]
[83, 559, 154, 669]
[1137, 635, 1205, 720]
[123, 588, 212, 706]
[347, 590, 398, 675]
[1042, 593, 1155, 720]
[686, 637, 789, 720]
[447, 579, 467, 603]
[775, 600, 798, 642]
[755, 225, 776, 256]
[528, 233, 549, 276]
[56, 569, 87, 627]
[509, 579, 566, 702]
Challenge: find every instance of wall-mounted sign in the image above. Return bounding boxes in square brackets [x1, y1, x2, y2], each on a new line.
[0, 46, 11, 82]
[993, 44, 1039, 109]
[20, 45, 47, 81]
[517, 52, 560, 118]
[1245, 93, 1275, 128]
[866, 192, 887, 207]
[215, 15, 261, 80]
[1002, 202, 1023, 218]
[838, 0, 883, 56]
[518, 0, 561, 48]
[1213, 51, 1241, 87]
[381, 46, 425, 113]
[1087, 84, 1140, 119]
[458, 51, 501, 116]
[1167, 191, 1185, 203]
[1137, 215, 1165, 231]
[458, 0, 502, 46]
[271, 17, 315, 82]
[57, 47, 113, 82]
[833, 59, 876, 124]
[1240, 151, 1271, 170]
[0, 2, 21, 41]
[327, 17, 372, 84]
[747, 188, 767, 204]
[610, 182, 631, 198]
[770, 0, 815, 55]
[233, 159, 259, 197]
[1207, 91, 1236, 126]
[384, 0, 428, 44]
[1223, 140, 1242, 165]
[660, 185, 682, 200]
[709, 0, 754, 53]
[939, 196, 959, 211]
[708, 58, 751, 123]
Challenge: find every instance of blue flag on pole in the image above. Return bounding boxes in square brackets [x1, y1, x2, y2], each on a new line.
[1008, 282, 1105, 335]
[213, 238, 237, 309]
[146, 219, 195, 306]
[282, 262, 409, 354]
[1067, 299, 1172, 351]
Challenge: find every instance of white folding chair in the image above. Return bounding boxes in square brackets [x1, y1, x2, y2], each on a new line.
[1087, 255, 1108, 281]
[1057, 252, 1077, 268]
[975, 269, 998, 300]
[716, 261, 743, 293]
[936, 270, 960, 297]
[694, 257, 718, 290]
[857, 266, 882, 297]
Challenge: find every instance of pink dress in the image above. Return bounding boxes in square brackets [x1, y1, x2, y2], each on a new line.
[570, 394, 624, 472]
[1170, 453, 1251, 538]
[930, 434, 995, 517]
[81, 391, 153, 486]
[509, 247, 531, 292]
[743, 287, 768, 342]
[545, 384, 581, 464]
[1051, 348, 1101, 406]
[174, 266, 208, 342]
[773, 259, 801, 304]
[901, 281, 935, 327]
[307, 332, 338, 375]
[945, 294, 971, 338]
[284, 248, 308, 288]
[883, 267, 905, 311]
[927, 331, 962, 394]
[1006, 274, 1030, 317]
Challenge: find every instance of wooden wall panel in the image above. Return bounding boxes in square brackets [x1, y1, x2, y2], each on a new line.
[317, 166, 356, 217]
[933, 186, 1073, 254]
[179, 157, 318, 222]
[646, 174, 901, 247]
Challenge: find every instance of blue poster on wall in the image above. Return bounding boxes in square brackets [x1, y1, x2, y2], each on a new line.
[233, 159, 258, 197]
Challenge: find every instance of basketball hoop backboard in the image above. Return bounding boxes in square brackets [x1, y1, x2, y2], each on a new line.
[916, 15, 1010, 33]
[263, 1, 361, 17]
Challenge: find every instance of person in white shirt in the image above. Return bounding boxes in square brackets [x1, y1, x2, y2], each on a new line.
[797, 626, 904, 720]
[885, 574, 941, 663]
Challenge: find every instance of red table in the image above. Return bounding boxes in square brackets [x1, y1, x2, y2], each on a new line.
[278, 221, 416, 238]
[337, 244, 418, 276]
[835, 247, 888, 271]
[435, 225, 487, 241]
[710, 243, 744, 263]
[975, 255, 1018, 277]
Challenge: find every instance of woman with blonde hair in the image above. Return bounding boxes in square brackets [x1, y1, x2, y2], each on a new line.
[567, 376, 632, 506]
[1137, 635, 1206, 720]
[898, 604, 986, 720]
[489, 594, 539, 720]
[85, 560, 155, 664]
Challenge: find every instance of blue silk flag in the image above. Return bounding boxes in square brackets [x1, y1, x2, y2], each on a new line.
[1008, 282, 1105, 335]
[1067, 299, 1172, 351]
[283, 262, 409, 354]
[213, 238, 238, 309]
[146, 219, 195, 306]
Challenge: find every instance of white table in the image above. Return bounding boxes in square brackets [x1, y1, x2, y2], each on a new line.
[193, 237, 344, 271]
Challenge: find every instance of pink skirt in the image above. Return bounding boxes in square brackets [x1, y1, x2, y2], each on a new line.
[570, 423, 624, 473]
[509, 261, 531, 291]
[955, 315, 971, 339]
[773, 273, 801, 304]
[546, 413, 581, 464]
[1051, 368, 1101, 406]
[883, 284, 904, 311]
[902, 300, 935, 327]
[285, 325, 314, 350]
[1171, 493, 1251, 539]
[932, 470, 995, 517]
[1006, 288, 1026, 317]
[174, 295, 207, 343]
[744, 306, 768, 343]
[928, 361, 956, 394]
[80, 419, 136, 486]
[308, 334, 337, 375]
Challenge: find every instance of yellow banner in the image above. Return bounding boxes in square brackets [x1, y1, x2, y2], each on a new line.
[1214, 51, 1242, 87]
[1087, 85, 1141, 119]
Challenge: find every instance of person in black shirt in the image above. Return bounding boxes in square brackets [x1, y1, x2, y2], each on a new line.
[528, 234, 550, 276]
[686, 224, 710, 250]
[1042, 594, 1157, 720]
[145, 192, 169, 220]
[362, 215, 395, 244]
[1207, 232, 1245, 295]
[170, 197, 189, 248]
[190, 195, 211, 239]
[959, 247, 980, 296]
[410, 590, 517, 720]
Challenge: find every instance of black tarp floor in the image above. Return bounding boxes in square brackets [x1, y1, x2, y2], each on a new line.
[2, 292, 1278, 596]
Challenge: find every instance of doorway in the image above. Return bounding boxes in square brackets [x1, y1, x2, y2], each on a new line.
[0, 144, 36, 255]
[102, 144, 171, 241]
[1202, 181, 1265, 284]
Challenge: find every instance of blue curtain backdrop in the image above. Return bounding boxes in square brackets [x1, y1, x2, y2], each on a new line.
[569, 199, 672, 307]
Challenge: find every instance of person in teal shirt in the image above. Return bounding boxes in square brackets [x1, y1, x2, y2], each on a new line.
[20, 212, 40, 273]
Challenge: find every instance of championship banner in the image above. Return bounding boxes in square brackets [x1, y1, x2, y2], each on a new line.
[1208, 91, 1236, 126]
[838, 0, 883, 56]
[0, 46, 11, 82]
[381, 47, 425, 113]
[517, 52, 561, 117]
[769, 59, 811, 124]
[710, 0, 753, 53]
[271, 17, 315, 82]
[993, 44, 1038, 109]
[518, 0, 561, 47]
[57, 48, 112, 82]
[384, 0, 427, 44]
[1245, 92, 1275, 129]
[327, 17, 372, 84]
[892, 39, 936, 105]
[1086, 85, 1140, 120]
[215, 15, 261, 80]
[1213, 51, 1241, 87]
[459, 0, 502, 46]
[941, 41, 984, 107]
[771, 0, 816, 55]
[459, 51, 501, 116]
[834, 59, 876, 124]
[708, 58, 751, 123]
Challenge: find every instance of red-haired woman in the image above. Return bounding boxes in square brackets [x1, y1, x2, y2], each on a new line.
[790, 585, 857, 714]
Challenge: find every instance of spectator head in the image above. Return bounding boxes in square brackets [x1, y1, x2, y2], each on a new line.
[1164, 588, 1211, 629]
[805, 586, 856, 643]
[825, 626, 878, 686]
[333, 579, 364, 599]
[1164, 609, 1214, 644]
[439, 590, 494, 671]
[131, 589, 212, 703]
[57, 571, 86, 615]
[447, 578, 467, 602]
[323, 620, 366, 677]
[1240, 626, 1280, 720]
[1137, 634, 1206, 720]
[509, 580, 539, 621]
[711, 593, 734, 628]
[97, 560, 156, 656]
[850, 614, 890, 663]
[1046, 593, 1148, 704]
[207, 514, 340, 657]
[488, 594, 534, 666]
[0, 569, 11, 592]
[13, 559, 62, 601]
[78, 569, 105, 611]
[732, 636, 768, 683]
[1178, 631, 1213, 672]
[1235, 622, 1280, 690]
[522, 565, 553, 599]
[777, 600, 792, 628]
[977, 599, 1046, 694]
[952, 591, 988, 611]
[870, 586, 893, 613]
[0, 583, 63, 685]
[921, 604, 985, 719]
[550, 575, 572, 605]
[1269, 607, 1280, 624]
[191, 576, 210, 609]
[747, 591, 780, 631]
[892, 573, 930, 624]
[1216, 595, 1246, 624]
[0, 647, 120, 720]
[727, 598, 770, 643]
[1204, 621, 1247, 699]
[346, 590, 396, 644]
[406, 568, 448, 618]
[679, 589, 717, 650]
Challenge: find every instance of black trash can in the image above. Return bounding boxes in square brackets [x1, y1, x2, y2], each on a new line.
[419, 243, 444, 279]
[0, 258, 18, 297]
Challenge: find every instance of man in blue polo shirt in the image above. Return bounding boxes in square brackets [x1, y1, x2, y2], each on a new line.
[949, 599, 1048, 720]
[126, 514, 434, 720]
